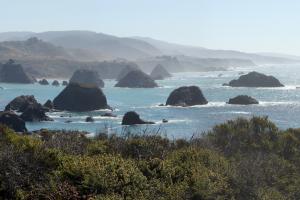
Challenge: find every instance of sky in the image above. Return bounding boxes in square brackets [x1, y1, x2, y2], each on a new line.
[1, 0, 300, 55]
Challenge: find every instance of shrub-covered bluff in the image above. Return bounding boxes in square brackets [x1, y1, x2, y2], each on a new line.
[0, 116, 299, 199]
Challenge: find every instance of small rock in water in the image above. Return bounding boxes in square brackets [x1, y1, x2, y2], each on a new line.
[52, 80, 60, 86]
[158, 104, 165, 106]
[122, 111, 154, 125]
[39, 79, 49, 85]
[162, 119, 168, 123]
[85, 116, 94, 122]
[101, 112, 117, 118]
[65, 120, 72, 123]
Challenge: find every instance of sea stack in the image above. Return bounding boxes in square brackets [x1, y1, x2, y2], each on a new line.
[116, 65, 140, 81]
[166, 86, 208, 106]
[0, 59, 34, 84]
[122, 111, 154, 125]
[224, 71, 284, 87]
[5, 95, 39, 112]
[53, 83, 109, 112]
[70, 69, 104, 88]
[115, 70, 158, 88]
[52, 80, 60, 86]
[39, 79, 49, 85]
[150, 64, 172, 80]
[228, 95, 259, 105]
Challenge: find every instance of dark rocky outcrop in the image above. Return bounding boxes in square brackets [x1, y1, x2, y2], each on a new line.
[85, 116, 94, 122]
[228, 95, 259, 105]
[166, 86, 208, 106]
[0, 111, 27, 132]
[116, 65, 139, 81]
[38, 79, 49, 85]
[224, 71, 284, 87]
[20, 104, 53, 122]
[150, 64, 172, 80]
[5, 95, 38, 112]
[115, 70, 158, 88]
[122, 111, 154, 125]
[0, 59, 34, 84]
[52, 80, 60, 86]
[53, 83, 109, 112]
[62, 81, 68, 86]
[43, 100, 54, 110]
[70, 69, 104, 88]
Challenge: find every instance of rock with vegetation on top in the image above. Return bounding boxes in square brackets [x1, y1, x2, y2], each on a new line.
[52, 80, 60, 86]
[166, 86, 208, 106]
[150, 64, 172, 80]
[228, 95, 259, 105]
[53, 83, 109, 112]
[70, 69, 104, 88]
[122, 111, 154, 125]
[0, 59, 34, 84]
[0, 111, 27, 132]
[5, 95, 39, 112]
[224, 71, 284, 87]
[115, 70, 158, 88]
[39, 79, 49, 85]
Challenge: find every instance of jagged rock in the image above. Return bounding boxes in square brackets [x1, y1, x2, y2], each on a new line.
[70, 69, 104, 88]
[166, 86, 208, 106]
[39, 79, 49, 85]
[150, 64, 172, 80]
[20, 104, 53, 122]
[5, 95, 38, 112]
[43, 100, 54, 110]
[101, 112, 117, 118]
[52, 80, 60, 86]
[228, 95, 259, 105]
[116, 65, 139, 81]
[122, 111, 154, 125]
[115, 70, 158, 88]
[62, 81, 68, 86]
[0, 59, 34, 84]
[224, 71, 284, 87]
[85, 116, 94, 122]
[53, 83, 109, 112]
[0, 111, 27, 132]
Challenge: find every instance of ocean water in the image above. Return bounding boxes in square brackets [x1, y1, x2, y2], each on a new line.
[1, 64, 300, 138]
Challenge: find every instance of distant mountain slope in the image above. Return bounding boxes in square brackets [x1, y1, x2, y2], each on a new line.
[133, 37, 300, 64]
[0, 37, 72, 60]
[0, 31, 162, 60]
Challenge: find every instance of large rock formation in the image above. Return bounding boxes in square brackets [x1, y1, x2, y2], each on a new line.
[228, 95, 259, 105]
[122, 111, 154, 125]
[0, 59, 34, 84]
[115, 70, 158, 88]
[166, 86, 208, 106]
[0, 111, 27, 132]
[224, 71, 284, 87]
[20, 104, 53, 122]
[5, 95, 39, 112]
[116, 65, 139, 81]
[150, 64, 172, 80]
[53, 83, 109, 112]
[70, 69, 104, 88]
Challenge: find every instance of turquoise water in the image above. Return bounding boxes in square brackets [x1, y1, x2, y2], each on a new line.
[1, 64, 300, 138]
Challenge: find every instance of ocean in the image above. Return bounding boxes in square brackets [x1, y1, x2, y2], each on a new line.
[1, 64, 300, 138]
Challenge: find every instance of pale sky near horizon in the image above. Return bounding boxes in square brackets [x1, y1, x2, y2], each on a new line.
[1, 0, 300, 55]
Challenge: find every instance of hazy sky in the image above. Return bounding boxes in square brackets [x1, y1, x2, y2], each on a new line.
[1, 0, 300, 55]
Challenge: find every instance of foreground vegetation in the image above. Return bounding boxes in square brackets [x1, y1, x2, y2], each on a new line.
[0, 117, 299, 199]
